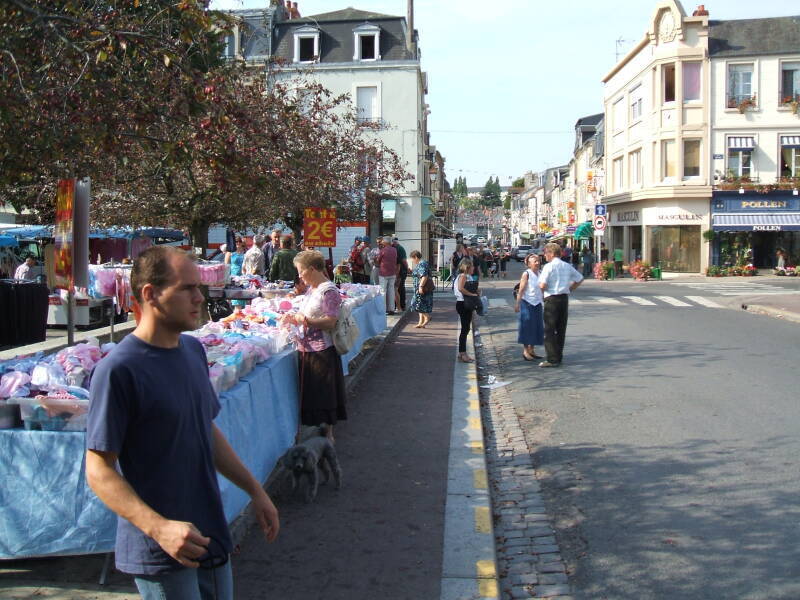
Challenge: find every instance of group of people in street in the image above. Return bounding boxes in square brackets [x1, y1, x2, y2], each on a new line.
[450, 243, 510, 281]
[223, 230, 299, 283]
[345, 235, 410, 316]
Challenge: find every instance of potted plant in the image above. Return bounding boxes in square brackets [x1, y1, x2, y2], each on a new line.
[629, 260, 652, 281]
[781, 94, 800, 114]
[706, 265, 721, 277]
[742, 265, 757, 277]
[737, 94, 757, 114]
[593, 261, 615, 281]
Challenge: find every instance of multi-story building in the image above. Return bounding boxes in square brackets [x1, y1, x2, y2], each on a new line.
[569, 114, 604, 246]
[226, 2, 439, 258]
[708, 15, 800, 268]
[602, 0, 712, 272]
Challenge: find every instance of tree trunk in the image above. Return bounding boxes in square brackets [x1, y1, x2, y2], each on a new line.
[190, 219, 210, 258]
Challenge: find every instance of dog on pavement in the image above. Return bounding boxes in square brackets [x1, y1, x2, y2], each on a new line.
[278, 431, 342, 503]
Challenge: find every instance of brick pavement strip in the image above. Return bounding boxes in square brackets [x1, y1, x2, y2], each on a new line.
[475, 307, 572, 600]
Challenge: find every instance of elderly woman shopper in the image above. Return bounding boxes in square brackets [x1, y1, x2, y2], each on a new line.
[281, 250, 347, 439]
[454, 258, 479, 363]
[409, 250, 433, 328]
[515, 253, 544, 361]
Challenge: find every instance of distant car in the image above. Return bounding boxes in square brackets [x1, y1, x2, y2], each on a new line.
[476, 236, 486, 244]
[511, 245, 532, 261]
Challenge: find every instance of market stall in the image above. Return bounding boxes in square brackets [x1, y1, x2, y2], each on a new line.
[0, 288, 386, 559]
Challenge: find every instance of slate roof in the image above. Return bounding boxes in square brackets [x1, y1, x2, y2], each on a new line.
[294, 7, 401, 23]
[709, 16, 800, 57]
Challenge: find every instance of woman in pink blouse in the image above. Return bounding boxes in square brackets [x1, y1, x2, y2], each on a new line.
[281, 250, 347, 440]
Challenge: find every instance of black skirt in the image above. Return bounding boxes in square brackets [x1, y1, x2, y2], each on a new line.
[299, 346, 348, 426]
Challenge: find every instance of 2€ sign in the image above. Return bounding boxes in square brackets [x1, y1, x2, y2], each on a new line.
[303, 207, 337, 247]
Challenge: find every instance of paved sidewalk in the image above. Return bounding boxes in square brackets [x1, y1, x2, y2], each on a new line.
[739, 294, 800, 323]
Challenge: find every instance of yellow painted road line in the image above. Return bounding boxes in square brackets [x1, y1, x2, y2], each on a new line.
[479, 579, 499, 598]
[469, 417, 481, 430]
[475, 506, 491, 533]
[470, 440, 484, 454]
[473, 469, 488, 490]
[476, 559, 496, 578]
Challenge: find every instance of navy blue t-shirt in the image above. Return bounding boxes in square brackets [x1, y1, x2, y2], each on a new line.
[87, 333, 232, 575]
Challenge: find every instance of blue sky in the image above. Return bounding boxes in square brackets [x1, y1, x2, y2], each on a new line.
[211, 0, 797, 187]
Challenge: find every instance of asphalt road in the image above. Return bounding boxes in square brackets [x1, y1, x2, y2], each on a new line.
[479, 262, 800, 600]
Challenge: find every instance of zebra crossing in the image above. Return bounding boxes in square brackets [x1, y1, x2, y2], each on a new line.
[666, 281, 800, 296]
[569, 295, 724, 308]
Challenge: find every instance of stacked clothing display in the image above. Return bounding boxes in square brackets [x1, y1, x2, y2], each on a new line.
[0, 280, 49, 346]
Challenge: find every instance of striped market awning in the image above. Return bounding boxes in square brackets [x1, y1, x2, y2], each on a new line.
[712, 213, 800, 231]
[780, 135, 800, 148]
[727, 136, 755, 150]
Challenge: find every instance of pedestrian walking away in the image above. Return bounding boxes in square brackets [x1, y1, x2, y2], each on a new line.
[409, 250, 433, 328]
[581, 246, 594, 278]
[393, 237, 408, 312]
[377, 236, 398, 315]
[538, 242, 583, 367]
[85, 246, 279, 600]
[515, 253, 544, 361]
[454, 258, 479, 363]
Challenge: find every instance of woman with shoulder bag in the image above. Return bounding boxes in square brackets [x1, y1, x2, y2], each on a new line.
[454, 258, 479, 363]
[515, 253, 544, 361]
[410, 250, 434, 328]
[280, 250, 347, 441]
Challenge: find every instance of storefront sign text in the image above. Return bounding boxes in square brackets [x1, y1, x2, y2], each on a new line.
[303, 207, 337, 247]
[741, 200, 787, 209]
[657, 213, 703, 221]
[752, 225, 781, 231]
[615, 211, 640, 223]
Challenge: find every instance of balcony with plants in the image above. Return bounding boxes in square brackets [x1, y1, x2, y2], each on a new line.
[726, 93, 757, 113]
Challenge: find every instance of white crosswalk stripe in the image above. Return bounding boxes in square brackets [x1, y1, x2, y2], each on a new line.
[622, 296, 657, 306]
[653, 295, 693, 306]
[669, 282, 798, 296]
[589, 296, 624, 305]
[685, 295, 724, 308]
[488, 298, 510, 308]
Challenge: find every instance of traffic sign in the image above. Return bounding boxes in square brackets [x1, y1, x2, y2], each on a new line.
[593, 214, 607, 231]
[594, 204, 607, 216]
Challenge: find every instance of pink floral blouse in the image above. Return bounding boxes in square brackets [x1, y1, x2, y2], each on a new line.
[296, 283, 342, 353]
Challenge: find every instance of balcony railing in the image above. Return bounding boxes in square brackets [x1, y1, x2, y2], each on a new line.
[715, 176, 800, 192]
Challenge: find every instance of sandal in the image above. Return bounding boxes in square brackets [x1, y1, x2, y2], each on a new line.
[458, 354, 475, 363]
[523, 351, 535, 361]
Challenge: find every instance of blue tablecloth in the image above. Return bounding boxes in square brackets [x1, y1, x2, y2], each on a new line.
[0, 298, 385, 559]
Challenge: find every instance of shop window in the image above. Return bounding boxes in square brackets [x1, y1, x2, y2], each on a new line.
[782, 61, 800, 104]
[781, 145, 800, 178]
[683, 140, 701, 178]
[683, 62, 701, 102]
[727, 63, 753, 107]
[663, 63, 676, 103]
[649, 225, 701, 272]
[661, 140, 676, 180]
[629, 150, 641, 186]
[727, 149, 752, 178]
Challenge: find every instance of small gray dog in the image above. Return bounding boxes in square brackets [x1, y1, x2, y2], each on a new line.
[278, 428, 342, 503]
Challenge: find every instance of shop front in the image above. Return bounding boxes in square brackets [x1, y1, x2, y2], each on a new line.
[608, 206, 643, 264]
[711, 192, 800, 268]
[608, 198, 709, 273]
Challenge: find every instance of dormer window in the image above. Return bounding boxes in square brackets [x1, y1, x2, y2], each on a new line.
[293, 25, 319, 63]
[353, 23, 381, 61]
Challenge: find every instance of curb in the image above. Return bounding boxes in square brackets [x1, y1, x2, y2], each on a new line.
[440, 324, 499, 600]
[741, 303, 800, 324]
[229, 310, 410, 546]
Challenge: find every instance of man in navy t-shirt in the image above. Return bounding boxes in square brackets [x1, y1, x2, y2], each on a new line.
[86, 246, 279, 599]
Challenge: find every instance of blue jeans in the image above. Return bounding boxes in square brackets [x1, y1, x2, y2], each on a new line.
[134, 561, 233, 600]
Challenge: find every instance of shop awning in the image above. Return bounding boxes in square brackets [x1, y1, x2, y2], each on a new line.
[381, 199, 396, 221]
[728, 136, 755, 150]
[573, 221, 594, 239]
[421, 196, 434, 223]
[0, 235, 18, 248]
[712, 213, 800, 231]
[780, 135, 800, 148]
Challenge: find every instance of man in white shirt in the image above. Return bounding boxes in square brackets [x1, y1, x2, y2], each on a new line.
[14, 256, 37, 281]
[538, 243, 583, 367]
[242, 234, 265, 276]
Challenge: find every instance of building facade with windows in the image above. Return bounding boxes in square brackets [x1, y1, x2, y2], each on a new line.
[267, 6, 435, 257]
[708, 16, 800, 268]
[602, 0, 712, 273]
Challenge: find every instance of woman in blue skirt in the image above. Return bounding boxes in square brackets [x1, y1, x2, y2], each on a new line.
[514, 253, 544, 361]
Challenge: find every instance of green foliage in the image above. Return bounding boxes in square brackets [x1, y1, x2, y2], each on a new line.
[480, 176, 502, 208]
[452, 176, 468, 199]
[512, 177, 525, 188]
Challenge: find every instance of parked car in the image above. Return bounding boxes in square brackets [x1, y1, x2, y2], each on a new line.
[511, 245, 532, 262]
[476, 236, 486, 244]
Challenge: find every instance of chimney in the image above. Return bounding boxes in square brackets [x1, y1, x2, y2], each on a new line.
[407, 0, 416, 56]
[692, 5, 708, 16]
[285, 0, 292, 19]
[291, 2, 300, 18]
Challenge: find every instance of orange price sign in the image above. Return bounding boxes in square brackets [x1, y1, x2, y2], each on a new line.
[303, 207, 337, 247]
